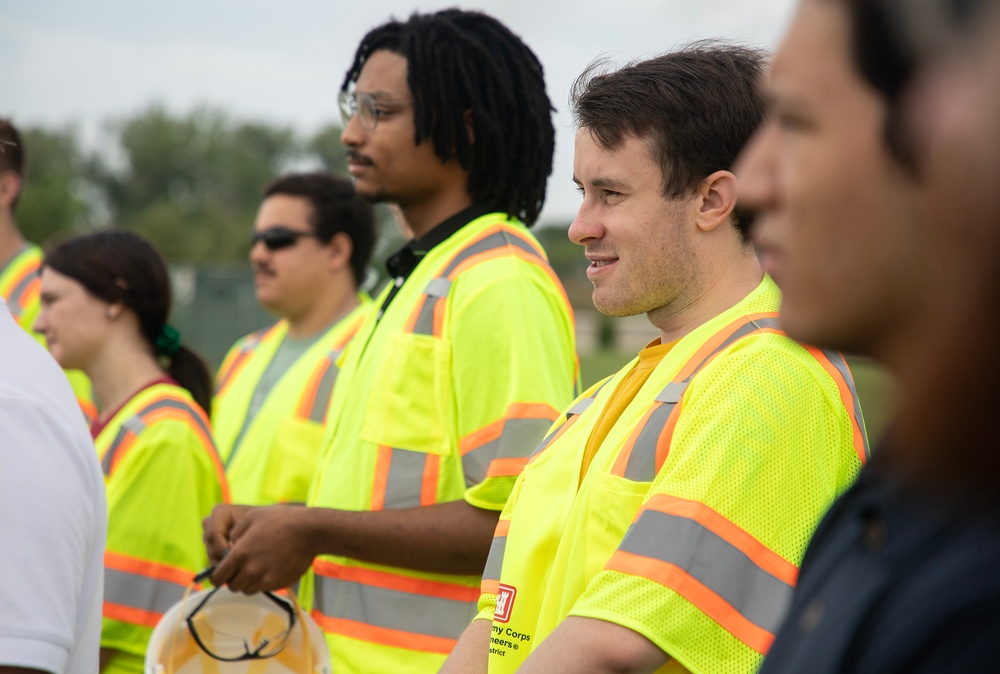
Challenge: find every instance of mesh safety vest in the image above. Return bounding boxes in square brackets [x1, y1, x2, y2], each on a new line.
[479, 277, 868, 674]
[95, 383, 229, 674]
[0, 243, 96, 422]
[212, 296, 370, 505]
[304, 213, 579, 674]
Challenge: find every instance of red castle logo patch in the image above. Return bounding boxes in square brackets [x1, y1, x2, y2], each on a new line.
[494, 584, 517, 623]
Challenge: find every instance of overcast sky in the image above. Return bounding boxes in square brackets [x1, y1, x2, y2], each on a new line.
[2, 0, 797, 223]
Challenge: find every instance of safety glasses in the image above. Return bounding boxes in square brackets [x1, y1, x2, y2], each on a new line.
[339, 90, 412, 131]
[251, 226, 320, 251]
[183, 567, 297, 662]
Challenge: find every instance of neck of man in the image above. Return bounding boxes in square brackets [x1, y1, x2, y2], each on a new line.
[397, 179, 475, 240]
[285, 278, 360, 339]
[649, 242, 764, 345]
[0, 212, 26, 268]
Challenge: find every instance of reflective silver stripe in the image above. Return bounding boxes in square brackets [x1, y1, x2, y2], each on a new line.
[6, 267, 38, 315]
[821, 348, 870, 459]
[528, 379, 611, 460]
[622, 404, 675, 482]
[104, 567, 187, 618]
[313, 575, 476, 640]
[482, 534, 507, 583]
[463, 417, 554, 486]
[624, 316, 784, 482]
[101, 416, 147, 476]
[383, 448, 430, 509]
[568, 397, 597, 417]
[619, 510, 793, 635]
[305, 349, 343, 423]
[410, 229, 546, 336]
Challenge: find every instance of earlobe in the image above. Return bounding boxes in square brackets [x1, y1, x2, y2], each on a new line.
[327, 232, 354, 272]
[696, 171, 739, 233]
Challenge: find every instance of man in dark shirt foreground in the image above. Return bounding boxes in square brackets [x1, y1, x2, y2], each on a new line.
[736, 0, 1000, 672]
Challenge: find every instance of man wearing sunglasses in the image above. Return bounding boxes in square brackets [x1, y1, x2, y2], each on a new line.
[211, 172, 376, 506]
[203, 9, 578, 674]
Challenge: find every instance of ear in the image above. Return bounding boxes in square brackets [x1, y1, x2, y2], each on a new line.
[0, 171, 22, 210]
[105, 302, 124, 320]
[326, 232, 354, 273]
[463, 109, 475, 145]
[695, 170, 738, 233]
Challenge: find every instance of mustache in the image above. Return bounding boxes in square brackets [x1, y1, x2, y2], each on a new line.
[346, 150, 375, 167]
[252, 262, 276, 276]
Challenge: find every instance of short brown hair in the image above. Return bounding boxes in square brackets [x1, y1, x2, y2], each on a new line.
[571, 42, 768, 240]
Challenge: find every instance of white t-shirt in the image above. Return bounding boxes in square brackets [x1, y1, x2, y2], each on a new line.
[0, 298, 107, 674]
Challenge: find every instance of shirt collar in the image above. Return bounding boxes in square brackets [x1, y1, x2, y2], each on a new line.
[385, 203, 494, 279]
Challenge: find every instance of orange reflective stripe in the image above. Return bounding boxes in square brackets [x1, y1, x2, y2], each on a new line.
[460, 403, 560, 456]
[485, 457, 529, 478]
[78, 397, 98, 426]
[103, 601, 164, 629]
[311, 614, 457, 655]
[215, 325, 279, 396]
[606, 551, 776, 655]
[103, 430, 140, 477]
[803, 346, 870, 465]
[371, 445, 393, 510]
[421, 454, 440, 506]
[313, 560, 479, 602]
[104, 550, 196, 586]
[674, 312, 780, 382]
[295, 358, 333, 420]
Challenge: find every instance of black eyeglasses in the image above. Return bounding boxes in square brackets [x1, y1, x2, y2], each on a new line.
[251, 227, 319, 251]
[184, 581, 297, 662]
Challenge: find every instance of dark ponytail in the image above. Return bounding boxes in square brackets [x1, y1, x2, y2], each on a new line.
[43, 229, 213, 413]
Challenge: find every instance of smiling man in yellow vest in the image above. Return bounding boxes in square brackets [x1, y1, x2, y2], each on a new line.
[212, 172, 376, 506]
[0, 118, 94, 423]
[441, 44, 870, 674]
[202, 10, 578, 674]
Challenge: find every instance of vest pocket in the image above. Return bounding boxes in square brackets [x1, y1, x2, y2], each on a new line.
[267, 416, 326, 503]
[359, 331, 453, 456]
[583, 472, 650, 582]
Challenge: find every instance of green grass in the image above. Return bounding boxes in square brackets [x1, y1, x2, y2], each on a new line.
[579, 351, 896, 445]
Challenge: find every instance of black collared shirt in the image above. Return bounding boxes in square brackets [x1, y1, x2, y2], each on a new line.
[378, 203, 493, 320]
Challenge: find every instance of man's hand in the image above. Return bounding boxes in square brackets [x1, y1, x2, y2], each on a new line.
[208, 504, 317, 595]
[202, 503, 255, 564]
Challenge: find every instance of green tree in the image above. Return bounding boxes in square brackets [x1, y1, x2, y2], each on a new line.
[308, 123, 350, 177]
[89, 105, 299, 262]
[17, 126, 92, 246]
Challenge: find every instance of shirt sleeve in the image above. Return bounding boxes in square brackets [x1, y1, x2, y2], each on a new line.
[449, 258, 578, 511]
[101, 419, 226, 660]
[0, 394, 104, 673]
[569, 336, 861, 673]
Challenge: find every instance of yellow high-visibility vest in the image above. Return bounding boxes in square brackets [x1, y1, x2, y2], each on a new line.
[479, 277, 868, 674]
[0, 244, 96, 422]
[304, 213, 579, 674]
[212, 296, 370, 505]
[95, 382, 229, 674]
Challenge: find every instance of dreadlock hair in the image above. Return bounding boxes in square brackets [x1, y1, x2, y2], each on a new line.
[342, 9, 555, 226]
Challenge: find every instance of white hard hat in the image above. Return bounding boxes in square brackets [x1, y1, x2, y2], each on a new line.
[145, 586, 331, 674]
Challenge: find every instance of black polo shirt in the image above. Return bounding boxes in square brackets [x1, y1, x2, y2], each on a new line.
[377, 203, 492, 321]
[759, 453, 1000, 674]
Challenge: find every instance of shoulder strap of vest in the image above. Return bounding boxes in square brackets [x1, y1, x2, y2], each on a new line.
[101, 389, 228, 500]
[215, 323, 282, 395]
[527, 377, 615, 464]
[403, 224, 552, 338]
[294, 310, 367, 424]
[1, 247, 42, 320]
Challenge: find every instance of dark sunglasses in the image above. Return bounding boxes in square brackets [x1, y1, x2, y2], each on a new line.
[251, 226, 319, 251]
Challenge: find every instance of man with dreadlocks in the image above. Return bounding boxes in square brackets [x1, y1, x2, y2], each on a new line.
[203, 9, 578, 674]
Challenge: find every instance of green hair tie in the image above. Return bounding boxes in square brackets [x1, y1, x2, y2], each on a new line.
[155, 324, 182, 357]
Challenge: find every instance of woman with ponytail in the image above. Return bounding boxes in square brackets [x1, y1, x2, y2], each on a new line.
[34, 229, 229, 673]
